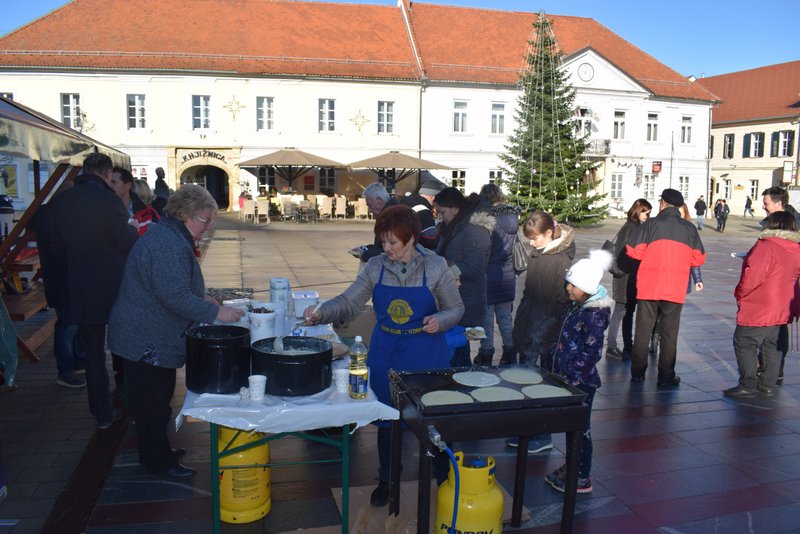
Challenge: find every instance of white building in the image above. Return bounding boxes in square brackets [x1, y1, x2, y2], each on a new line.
[698, 61, 800, 215]
[0, 0, 715, 214]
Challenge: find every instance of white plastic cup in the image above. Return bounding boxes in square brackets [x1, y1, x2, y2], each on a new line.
[334, 368, 349, 394]
[248, 374, 267, 400]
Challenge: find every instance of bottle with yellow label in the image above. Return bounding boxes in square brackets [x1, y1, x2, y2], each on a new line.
[348, 336, 368, 399]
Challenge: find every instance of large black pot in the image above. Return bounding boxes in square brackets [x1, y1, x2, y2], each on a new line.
[251, 337, 332, 396]
[185, 325, 250, 394]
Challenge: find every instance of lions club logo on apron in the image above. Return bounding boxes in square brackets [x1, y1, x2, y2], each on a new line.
[387, 299, 413, 325]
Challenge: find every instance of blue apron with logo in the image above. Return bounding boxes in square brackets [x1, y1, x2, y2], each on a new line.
[369, 261, 450, 406]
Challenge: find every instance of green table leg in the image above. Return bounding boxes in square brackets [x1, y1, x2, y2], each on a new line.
[210, 423, 221, 534]
[341, 425, 350, 534]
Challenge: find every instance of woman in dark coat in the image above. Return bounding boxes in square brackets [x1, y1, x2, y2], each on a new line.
[607, 199, 651, 360]
[509, 210, 575, 453]
[512, 211, 576, 369]
[434, 187, 493, 367]
[474, 184, 520, 366]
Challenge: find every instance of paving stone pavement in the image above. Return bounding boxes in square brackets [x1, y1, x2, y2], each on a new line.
[2, 212, 800, 533]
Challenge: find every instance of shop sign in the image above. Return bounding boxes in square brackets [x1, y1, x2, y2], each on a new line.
[652, 161, 662, 173]
[181, 150, 227, 165]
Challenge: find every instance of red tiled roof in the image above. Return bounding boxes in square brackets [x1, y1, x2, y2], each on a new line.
[407, 4, 714, 101]
[0, 0, 714, 102]
[0, 0, 420, 80]
[696, 61, 800, 124]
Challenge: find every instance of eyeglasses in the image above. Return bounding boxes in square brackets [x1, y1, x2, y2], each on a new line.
[193, 216, 212, 225]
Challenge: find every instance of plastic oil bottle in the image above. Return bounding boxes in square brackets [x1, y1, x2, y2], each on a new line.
[348, 336, 369, 399]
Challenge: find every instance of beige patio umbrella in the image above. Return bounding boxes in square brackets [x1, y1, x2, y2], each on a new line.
[346, 150, 450, 191]
[238, 147, 345, 190]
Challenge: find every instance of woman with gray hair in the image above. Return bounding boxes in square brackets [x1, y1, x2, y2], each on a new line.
[108, 184, 244, 478]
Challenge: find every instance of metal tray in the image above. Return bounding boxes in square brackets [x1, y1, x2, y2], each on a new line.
[389, 366, 587, 415]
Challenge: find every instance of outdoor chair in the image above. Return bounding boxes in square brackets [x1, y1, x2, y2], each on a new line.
[256, 198, 270, 224]
[242, 199, 257, 223]
[335, 196, 347, 219]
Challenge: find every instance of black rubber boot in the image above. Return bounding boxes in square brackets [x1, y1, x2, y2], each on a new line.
[499, 346, 517, 366]
[473, 348, 494, 366]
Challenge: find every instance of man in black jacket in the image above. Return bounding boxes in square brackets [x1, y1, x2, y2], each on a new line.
[693, 195, 706, 230]
[50, 153, 138, 429]
[398, 175, 446, 250]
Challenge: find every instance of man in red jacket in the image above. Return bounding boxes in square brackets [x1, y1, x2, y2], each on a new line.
[626, 188, 706, 387]
[725, 211, 800, 398]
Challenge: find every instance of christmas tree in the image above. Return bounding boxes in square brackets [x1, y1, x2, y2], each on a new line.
[500, 13, 606, 224]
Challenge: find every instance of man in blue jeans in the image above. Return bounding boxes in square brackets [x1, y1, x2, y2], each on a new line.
[693, 195, 706, 230]
[35, 202, 86, 388]
[50, 153, 138, 428]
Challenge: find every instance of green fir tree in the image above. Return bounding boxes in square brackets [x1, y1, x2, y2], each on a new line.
[499, 13, 606, 224]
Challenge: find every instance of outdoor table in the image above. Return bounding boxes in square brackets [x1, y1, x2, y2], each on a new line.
[177, 374, 399, 533]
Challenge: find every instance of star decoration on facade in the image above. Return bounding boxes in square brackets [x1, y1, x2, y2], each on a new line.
[224, 96, 245, 121]
[349, 110, 370, 132]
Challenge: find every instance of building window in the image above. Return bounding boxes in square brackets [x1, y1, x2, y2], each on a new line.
[453, 101, 468, 133]
[723, 179, 731, 199]
[318, 99, 335, 132]
[61, 93, 82, 129]
[610, 173, 623, 199]
[574, 107, 591, 137]
[678, 175, 690, 198]
[723, 133, 735, 159]
[303, 175, 315, 192]
[126, 94, 146, 130]
[680, 116, 692, 144]
[377, 101, 394, 134]
[192, 95, 211, 130]
[646, 113, 658, 142]
[642, 173, 656, 198]
[491, 103, 505, 134]
[489, 170, 502, 185]
[257, 166, 275, 194]
[1, 92, 13, 100]
[319, 168, 335, 195]
[451, 170, 466, 192]
[256, 97, 274, 131]
[743, 132, 765, 158]
[771, 130, 796, 158]
[749, 180, 759, 199]
[613, 110, 626, 140]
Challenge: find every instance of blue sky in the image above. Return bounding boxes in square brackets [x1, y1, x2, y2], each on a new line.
[2, 0, 796, 78]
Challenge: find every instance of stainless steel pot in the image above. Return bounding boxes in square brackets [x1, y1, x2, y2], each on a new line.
[251, 336, 332, 396]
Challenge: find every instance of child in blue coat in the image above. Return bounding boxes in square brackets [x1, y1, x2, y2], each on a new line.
[545, 249, 613, 494]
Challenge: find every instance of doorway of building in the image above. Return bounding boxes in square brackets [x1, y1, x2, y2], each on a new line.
[180, 165, 230, 209]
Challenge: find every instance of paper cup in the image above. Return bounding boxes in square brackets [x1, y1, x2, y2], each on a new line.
[334, 369, 349, 394]
[248, 374, 267, 400]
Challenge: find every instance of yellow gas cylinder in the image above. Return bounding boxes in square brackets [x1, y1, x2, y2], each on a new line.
[218, 426, 271, 524]
[436, 451, 503, 534]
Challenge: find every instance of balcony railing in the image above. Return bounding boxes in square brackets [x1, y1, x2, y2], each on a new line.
[584, 139, 611, 155]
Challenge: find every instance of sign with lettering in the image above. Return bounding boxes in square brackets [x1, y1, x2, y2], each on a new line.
[180, 150, 227, 165]
[652, 161, 662, 173]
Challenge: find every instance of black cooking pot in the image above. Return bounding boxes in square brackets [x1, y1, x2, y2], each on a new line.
[185, 325, 250, 394]
[251, 337, 332, 396]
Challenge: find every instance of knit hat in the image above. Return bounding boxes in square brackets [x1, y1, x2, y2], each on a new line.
[565, 249, 613, 295]
[418, 177, 448, 197]
[660, 188, 684, 207]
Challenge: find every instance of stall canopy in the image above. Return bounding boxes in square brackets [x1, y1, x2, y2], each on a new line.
[238, 148, 344, 191]
[0, 96, 130, 168]
[346, 151, 450, 190]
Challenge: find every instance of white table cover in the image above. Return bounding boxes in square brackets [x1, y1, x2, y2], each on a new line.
[177, 382, 398, 434]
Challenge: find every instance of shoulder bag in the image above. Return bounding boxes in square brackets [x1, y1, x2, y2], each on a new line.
[512, 233, 528, 275]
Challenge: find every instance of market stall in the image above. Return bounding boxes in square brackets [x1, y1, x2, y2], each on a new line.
[0, 96, 130, 365]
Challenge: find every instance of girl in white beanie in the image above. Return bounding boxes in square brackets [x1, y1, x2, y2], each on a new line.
[544, 249, 614, 494]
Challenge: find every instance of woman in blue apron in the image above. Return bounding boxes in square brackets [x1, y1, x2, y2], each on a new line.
[306, 204, 464, 506]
